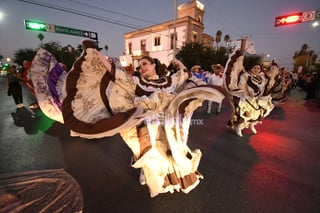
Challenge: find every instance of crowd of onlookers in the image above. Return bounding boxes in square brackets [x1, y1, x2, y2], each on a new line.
[297, 71, 320, 101]
[186, 63, 320, 105]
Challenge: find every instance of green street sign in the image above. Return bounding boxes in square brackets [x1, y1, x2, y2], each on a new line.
[24, 20, 47, 31]
[24, 20, 98, 40]
[54, 25, 84, 37]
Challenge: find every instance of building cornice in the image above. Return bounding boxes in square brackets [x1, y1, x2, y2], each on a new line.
[124, 16, 204, 39]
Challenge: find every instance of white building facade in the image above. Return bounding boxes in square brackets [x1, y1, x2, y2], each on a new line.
[119, 0, 213, 68]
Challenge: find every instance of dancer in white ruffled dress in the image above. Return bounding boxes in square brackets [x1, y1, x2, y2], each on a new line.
[223, 49, 275, 137]
[29, 40, 225, 197]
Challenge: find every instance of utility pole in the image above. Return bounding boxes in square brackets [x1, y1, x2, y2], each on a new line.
[173, 0, 177, 62]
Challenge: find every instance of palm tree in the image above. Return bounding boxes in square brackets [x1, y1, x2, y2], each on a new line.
[13, 48, 37, 66]
[215, 30, 222, 48]
[298, 44, 309, 56]
[224, 34, 230, 46]
[223, 34, 231, 53]
[37, 33, 44, 45]
[104, 45, 109, 56]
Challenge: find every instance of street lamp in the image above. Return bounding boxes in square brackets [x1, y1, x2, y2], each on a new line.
[0, 11, 4, 21]
[312, 21, 319, 27]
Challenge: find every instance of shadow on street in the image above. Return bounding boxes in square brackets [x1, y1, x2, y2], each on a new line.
[10, 107, 55, 135]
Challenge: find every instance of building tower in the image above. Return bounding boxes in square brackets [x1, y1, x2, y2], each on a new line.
[119, 0, 212, 68]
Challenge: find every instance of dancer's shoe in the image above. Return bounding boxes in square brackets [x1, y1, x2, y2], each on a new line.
[249, 124, 257, 134]
[235, 126, 243, 137]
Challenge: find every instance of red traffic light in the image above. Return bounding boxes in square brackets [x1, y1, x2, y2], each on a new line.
[274, 12, 302, 27]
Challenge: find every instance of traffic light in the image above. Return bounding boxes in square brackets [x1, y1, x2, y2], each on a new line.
[274, 13, 302, 27]
[24, 20, 47, 31]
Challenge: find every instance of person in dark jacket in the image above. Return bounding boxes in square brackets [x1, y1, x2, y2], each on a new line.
[7, 65, 24, 108]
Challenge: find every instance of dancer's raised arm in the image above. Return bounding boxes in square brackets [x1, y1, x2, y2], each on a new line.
[81, 40, 112, 73]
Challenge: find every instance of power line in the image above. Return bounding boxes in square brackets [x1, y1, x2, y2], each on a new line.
[18, 0, 183, 42]
[18, 0, 145, 30]
[69, 0, 159, 25]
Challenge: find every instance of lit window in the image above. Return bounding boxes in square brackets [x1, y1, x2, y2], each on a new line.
[193, 35, 197, 42]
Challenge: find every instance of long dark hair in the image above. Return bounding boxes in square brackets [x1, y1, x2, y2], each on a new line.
[140, 56, 167, 77]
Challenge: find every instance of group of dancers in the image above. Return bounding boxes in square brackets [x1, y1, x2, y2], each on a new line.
[24, 39, 291, 197]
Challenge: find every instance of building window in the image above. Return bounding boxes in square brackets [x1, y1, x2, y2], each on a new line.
[193, 34, 197, 42]
[197, 15, 202, 23]
[154, 36, 161, 46]
[170, 33, 177, 49]
[140, 39, 146, 51]
[128, 42, 132, 55]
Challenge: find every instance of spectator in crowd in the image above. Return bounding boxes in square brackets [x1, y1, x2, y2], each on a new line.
[305, 72, 318, 100]
[191, 65, 207, 82]
[7, 65, 24, 108]
[207, 64, 224, 114]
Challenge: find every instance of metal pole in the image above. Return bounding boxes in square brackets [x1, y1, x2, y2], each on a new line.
[173, 0, 177, 62]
